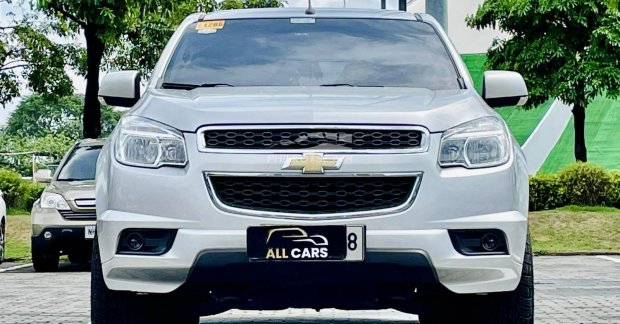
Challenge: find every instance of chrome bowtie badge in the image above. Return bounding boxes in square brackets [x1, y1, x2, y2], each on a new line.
[282, 153, 343, 174]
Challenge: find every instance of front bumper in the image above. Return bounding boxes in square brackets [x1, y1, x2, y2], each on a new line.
[32, 226, 94, 253]
[96, 132, 530, 296]
[98, 209, 527, 295]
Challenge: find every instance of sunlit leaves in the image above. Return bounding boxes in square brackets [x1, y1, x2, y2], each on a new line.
[467, 0, 620, 109]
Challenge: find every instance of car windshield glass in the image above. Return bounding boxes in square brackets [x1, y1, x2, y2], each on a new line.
[56, 146, 102, 181]
[163, 18, 460, 90]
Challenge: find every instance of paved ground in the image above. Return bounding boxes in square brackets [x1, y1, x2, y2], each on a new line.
[0, 256, 618, 323]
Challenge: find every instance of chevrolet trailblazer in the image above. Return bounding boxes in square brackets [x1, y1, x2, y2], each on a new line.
[93, 7, 533, 324]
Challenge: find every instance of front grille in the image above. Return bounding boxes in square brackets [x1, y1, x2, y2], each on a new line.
[209, 176, 417, 214]
[59, 210, 96, 220]
[201, 128, 424, 150]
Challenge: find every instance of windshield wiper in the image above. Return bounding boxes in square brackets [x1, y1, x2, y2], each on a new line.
[162, 82, 235, 90]
[320, 83, 384, 87]
[58, 178, 90, 181]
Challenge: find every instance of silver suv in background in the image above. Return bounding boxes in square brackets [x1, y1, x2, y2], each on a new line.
[94, 8, 532, 324]
[31, 139, 104, 272]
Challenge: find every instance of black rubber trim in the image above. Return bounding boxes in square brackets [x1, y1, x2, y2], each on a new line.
[102, 96, 139, 108]
[448, 229, 509, 256]
[484, 96, 525, 108]
[179, 250, 440, 290]
[32, 226, 93, 250]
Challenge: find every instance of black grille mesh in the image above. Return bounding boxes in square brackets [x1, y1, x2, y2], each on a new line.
[209, 176, 417, 214]
[202, 128, 423, 150]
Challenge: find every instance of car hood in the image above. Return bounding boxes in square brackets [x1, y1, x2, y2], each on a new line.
[131, 87, 493, 133]
[47, 180, 95, 201]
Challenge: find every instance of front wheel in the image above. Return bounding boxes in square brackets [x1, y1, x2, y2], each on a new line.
[32, 244, 59, 272]
[0, 221, 5, 264]
[419, 236, 534, 324]
[91, 235, 199, 324]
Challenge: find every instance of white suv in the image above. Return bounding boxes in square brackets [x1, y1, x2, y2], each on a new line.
[93, 8, 533, 324]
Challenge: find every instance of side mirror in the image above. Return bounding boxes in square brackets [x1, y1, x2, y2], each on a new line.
[482, 71, 529, 108]
[99, 71, 141, 107]
[34, 169, 53, 184]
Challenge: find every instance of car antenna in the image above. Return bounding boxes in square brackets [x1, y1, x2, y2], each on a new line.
[305, 0, 315, 15]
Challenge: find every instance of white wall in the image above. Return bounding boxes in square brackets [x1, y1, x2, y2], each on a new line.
[407, 0, 425, 12]
[409, 0, 507, 54]
[446, 0, 507, 54]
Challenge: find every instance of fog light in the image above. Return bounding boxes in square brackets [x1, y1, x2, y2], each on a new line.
[481, 232, 500, 251]
[117, 229, 177, 255]
[127, 233, 145, 251]
[449, 229, 508, 256]
[44, 231, 52, 239]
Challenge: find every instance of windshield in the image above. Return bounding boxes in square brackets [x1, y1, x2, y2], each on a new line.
[163, 18, 460, 90]
[56, 146, 102, 181]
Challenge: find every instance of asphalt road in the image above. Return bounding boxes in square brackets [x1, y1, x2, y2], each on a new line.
[0, 256, 619, 323]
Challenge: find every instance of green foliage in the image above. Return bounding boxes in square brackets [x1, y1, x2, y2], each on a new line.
[0, 2, 79, 106]
[608, 171, 620, 208]
[0, 133, 75, 176]
[20, 181, 45, 211]
[529, 162, 619, 211]
[0, 168, 44, 211]
[558, 163, 612, 207]
[4, 94, 121, 139]
[0, 169, 26, 208]
[467, 1, 620, 162]
[467, 1, 620, 108]
[529, 173, 563, 211]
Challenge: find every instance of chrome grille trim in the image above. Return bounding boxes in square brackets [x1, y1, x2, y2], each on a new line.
[59, 210, 97, 221]
[196, 125, 430, 154]
[205, 172, 423, 220]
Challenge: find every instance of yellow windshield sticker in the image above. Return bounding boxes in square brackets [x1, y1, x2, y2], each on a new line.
[196, 20, 225, 30]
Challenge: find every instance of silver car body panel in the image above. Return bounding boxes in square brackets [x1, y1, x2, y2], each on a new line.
[96, 8, 529, 296]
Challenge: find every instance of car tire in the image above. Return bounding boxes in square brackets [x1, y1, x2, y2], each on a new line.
[0, 220, 5, 264]
[91, 235, 199, 324]
[32, 246, 59, 272]
[418, 235, 534, 324]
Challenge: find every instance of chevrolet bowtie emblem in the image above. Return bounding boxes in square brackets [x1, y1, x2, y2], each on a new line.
[282, 153, 344, 174]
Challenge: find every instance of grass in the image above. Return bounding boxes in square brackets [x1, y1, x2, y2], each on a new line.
[540, 96, 620, 173]
[529, 207, 620, 254]
[461, 54, 552, 145]
[8, 207, 30, 216]
[5, 214, 31, 262]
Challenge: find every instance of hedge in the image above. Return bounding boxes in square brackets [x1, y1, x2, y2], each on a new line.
[0, 169, 45, 212]
[530, 162, 620, 211]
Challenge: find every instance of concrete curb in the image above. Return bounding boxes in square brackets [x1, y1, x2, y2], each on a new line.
[534, 251, 620, 256]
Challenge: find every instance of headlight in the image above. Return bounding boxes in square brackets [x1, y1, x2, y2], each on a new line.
[40, 192, 70, 210]
[115, 116, 187, 168]
[439, 116, 510, 169]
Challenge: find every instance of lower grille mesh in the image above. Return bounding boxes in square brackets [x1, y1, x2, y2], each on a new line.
[209, 176, 417, 214]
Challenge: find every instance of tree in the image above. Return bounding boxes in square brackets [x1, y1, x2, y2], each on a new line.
[0, 1, 78, 106]
[0, 133, 75, 176]
[467, 1, 620, 162]
[37, 0, 282, 139]
[4, 94, 122, 140]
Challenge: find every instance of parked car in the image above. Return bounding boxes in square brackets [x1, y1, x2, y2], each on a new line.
[93, 7, 532, 324]
[31, 139, 105, 272]
[0, 191, 6, 264]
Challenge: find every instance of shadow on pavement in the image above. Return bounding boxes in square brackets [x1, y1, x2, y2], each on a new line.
[201, 319, 418, 324]
[2, 261, 91, 273]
